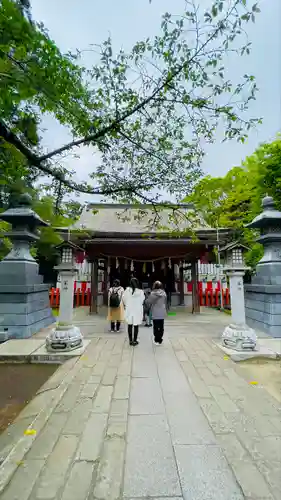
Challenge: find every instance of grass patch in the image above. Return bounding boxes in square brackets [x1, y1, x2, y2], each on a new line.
[223, 309, 231, 315]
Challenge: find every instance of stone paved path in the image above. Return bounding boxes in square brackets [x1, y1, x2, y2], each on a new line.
[1, 318, 280, 500]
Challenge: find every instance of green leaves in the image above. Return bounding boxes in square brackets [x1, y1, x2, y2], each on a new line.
[252, 3, 261, 13]
[0, 0, 261, 210]
[0, 0, 92, 141]
[211, 5, 218, 17]
[186, 136, 281, 268]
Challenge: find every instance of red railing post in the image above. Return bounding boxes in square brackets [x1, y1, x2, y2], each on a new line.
[215, 289, 219, 307]
[76, 288, 80, 307]
[55, 288, 60, 307]
[199, 288, 203, 306]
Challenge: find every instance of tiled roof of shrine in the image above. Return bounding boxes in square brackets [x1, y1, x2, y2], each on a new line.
[72, 203, 212, 235]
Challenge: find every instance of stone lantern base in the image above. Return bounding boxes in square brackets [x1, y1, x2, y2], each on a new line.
[222, 323, 257, 351]
[245, 284, 281, 338]
[46, 324, 83, 352]
[0, 283, 55, 341]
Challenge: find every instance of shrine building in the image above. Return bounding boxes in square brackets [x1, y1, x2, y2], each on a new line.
[62, 203, 230, 313]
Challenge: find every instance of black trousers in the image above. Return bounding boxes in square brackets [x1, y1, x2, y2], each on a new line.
[153, 319, 164, 342]
[111, 321, 121, 331]
[166, 291, 172, 309]
[128, 324, 139, 342]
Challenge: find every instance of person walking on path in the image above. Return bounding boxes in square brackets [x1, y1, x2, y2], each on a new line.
[143, 287, 152, 327]
[107, 279, 124, 332]
[147, 280, 167, 344]
[122, 277, 145, 346]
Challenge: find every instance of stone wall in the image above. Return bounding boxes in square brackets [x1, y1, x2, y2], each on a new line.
[245, 284, 281, 337]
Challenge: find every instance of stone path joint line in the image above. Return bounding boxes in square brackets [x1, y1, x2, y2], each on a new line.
[0, 321, 280, 500]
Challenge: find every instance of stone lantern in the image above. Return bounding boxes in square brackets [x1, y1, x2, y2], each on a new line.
[244, 196, 281, 337]
[0, 193, 54, 341]
[222, 242, 247, 270]
[45, 241, 84, 351]
[220, 241, 257, 351]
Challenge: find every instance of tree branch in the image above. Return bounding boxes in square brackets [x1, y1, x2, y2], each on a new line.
[3, 12, 228, 167]
[118, 130, 173, 170]
[0, 121, 170, 202]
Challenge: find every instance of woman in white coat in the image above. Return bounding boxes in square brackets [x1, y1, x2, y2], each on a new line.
[122, 278, 145, 346]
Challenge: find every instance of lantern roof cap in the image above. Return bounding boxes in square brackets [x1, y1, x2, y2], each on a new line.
[246, 196, 281, 229]
[220, 240, 250, 253]
[0, 193, 49, 228]
[56, 240, 84, 253]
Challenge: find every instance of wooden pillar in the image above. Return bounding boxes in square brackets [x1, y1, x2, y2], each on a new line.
[90, 259, 98, 314]
[179, 265, 185, 306]
[191, 259, 200, 313]
[103, 258, 108, 306]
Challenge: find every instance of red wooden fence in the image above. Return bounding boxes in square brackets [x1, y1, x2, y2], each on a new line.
[198, 288, 230, 307]
[49, 288, 92, 308]
[49, 287, 230, 309]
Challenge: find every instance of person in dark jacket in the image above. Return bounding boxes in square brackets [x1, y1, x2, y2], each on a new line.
[147, 281, 167, 344]
[143, 288, 152, 327]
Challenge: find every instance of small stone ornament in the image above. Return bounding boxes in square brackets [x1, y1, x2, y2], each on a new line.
[46, 323, 83, 352]
[222, 323, 257, 351]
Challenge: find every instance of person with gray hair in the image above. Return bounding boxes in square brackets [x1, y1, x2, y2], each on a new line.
[147, 281, 167, 344]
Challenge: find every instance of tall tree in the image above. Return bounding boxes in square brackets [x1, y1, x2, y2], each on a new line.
[186, 136, 281, 267]
[0, 0, 261, 205]
[242, 136, 281, 210]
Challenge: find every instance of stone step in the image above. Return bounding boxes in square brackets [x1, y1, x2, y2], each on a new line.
[0, 339, 90, 364]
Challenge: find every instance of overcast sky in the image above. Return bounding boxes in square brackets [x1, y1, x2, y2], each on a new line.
[31, 0, 280, 190]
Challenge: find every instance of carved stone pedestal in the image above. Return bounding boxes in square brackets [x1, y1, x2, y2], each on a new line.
[0, 194, 54, 340]
[45, 243, 84, 352]
[46, 324, 83, 352]
[220, 264, 257, 352]
[222, 323, 257, 351]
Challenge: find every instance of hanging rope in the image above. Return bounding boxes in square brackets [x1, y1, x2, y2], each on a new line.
[98, 253, 190, 263]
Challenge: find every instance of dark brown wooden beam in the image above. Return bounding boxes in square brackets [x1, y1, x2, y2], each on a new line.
[179, 266, 185, 306]
[191, 260, 200, 313]
[90, 259, 98, 314]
